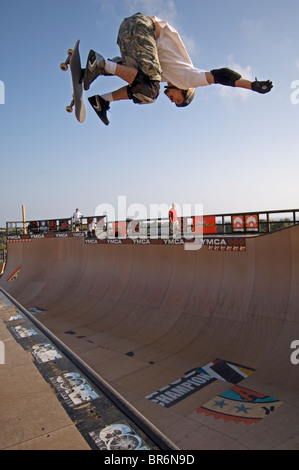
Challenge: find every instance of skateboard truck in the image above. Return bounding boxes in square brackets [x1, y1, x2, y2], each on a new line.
[61, 51, 75, 113]
[64, 69, 85, 114]
[66, 98, 74, 113]
[60, 49, 73, 71]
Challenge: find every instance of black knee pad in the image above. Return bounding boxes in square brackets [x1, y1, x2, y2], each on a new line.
[128, 70, 160, 104]
[210, 68, 242, 87]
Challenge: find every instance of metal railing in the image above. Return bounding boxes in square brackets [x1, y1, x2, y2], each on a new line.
[5, 215, 107, 237]
[102, 209, 299, 238]
[5, 208, 299, 239]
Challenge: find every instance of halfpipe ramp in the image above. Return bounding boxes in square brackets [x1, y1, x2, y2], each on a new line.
[1, 226, 299, 449]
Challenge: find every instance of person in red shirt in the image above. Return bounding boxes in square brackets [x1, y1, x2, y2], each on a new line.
[169, 203, 179, 238]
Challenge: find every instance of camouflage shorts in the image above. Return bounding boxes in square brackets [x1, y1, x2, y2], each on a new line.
[117, 13, 162, 82]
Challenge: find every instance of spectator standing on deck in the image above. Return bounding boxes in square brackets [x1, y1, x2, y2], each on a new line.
[169, 203, 179, 237]
[88, 218, 96, 238]
[73, 208, 83, 232]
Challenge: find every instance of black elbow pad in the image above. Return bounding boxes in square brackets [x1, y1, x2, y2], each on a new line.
[210, 68, 242, 87]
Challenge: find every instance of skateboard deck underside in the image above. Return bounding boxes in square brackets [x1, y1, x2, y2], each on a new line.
[70, 41, 86, 123]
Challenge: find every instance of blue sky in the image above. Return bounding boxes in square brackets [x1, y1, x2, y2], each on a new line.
[0, 0, 299, 226]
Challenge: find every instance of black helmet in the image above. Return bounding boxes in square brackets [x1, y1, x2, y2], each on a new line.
[164, 86, 195, 107]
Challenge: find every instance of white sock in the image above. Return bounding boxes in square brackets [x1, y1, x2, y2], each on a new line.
[104, 59, 117, 75]
[101, 92, 114, 103]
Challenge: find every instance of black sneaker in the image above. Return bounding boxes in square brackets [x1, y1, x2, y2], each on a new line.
[251, 78, 273, 94]
[84, 50, 106, 91]
[88, 95, 110, 126]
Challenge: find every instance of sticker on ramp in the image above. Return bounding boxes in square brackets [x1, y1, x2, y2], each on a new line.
[146, 358, 255, 408]
[200, 358, 255, 383]
[7, 314, 23, 321]
[89, 422, 150, 450]
[6, 264, 21, 281]
[31, 343, 62, 363]
[197, 384, 283, 425]
[10, 325, 38, 339]
[49, 371, 99, 407]
[28, 307, 47, 315]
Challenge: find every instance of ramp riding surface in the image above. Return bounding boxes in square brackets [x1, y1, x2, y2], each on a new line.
[1, 226, 299, 449]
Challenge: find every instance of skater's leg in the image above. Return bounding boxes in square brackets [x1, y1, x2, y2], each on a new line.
[113, 64, 138, 85]
[84, 51, 138, 90]
[101, 86, 130, 102]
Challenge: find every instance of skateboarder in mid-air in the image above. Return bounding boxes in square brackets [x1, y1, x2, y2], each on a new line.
[84, 12, 273, 125]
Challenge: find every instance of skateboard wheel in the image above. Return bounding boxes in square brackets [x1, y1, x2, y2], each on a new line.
[60, 49, 73, 71]
[66, 106, 73, 113]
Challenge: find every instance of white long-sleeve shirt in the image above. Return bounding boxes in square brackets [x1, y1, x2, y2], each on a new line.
[153, 17, 209, 89]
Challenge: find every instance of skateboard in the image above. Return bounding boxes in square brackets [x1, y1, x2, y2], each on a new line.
[60, 40, 86, 123]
